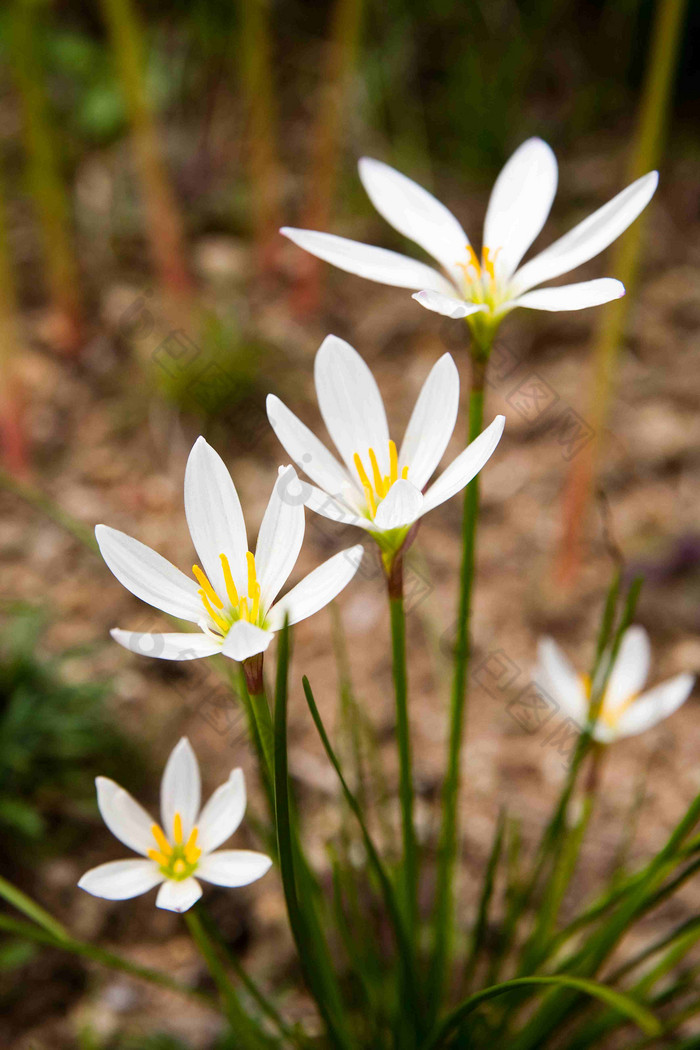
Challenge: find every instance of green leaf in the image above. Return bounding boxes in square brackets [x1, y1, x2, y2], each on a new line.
[423, 975, 661, 1049]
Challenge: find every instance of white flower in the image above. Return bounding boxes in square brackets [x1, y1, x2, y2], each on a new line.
[266, 335, 504, 545]
[78, 738, 272, 913]
[96, 437, 363, 664]
[535, 626, 694, 744]
[281, 139, 657, 325]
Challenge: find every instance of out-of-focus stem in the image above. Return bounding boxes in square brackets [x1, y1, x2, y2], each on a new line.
[0, 160, 30, 476]
[99, 0, 193, 321]
[237, 0, 283, 273]
[9, 0, 83, 355]
[291, 0, 364, 315]
[557, 0, 688, 586]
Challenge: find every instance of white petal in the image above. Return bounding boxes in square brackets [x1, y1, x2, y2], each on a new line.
[605, 626, 651, 712]
[221, 621, 274, 662]
[616, 674, 695, 738]
[373, 480, 424, 530]
[96, 777, 155, 856]
[412, 289, 485, 319]
[483, 138, 558, 280]
[111, 629, 220, 661]
[255, 468, 305, 610]
[197, 850, 273, 888]
[197, 769, 247, 854]
[156, 877, 202, 913]
[78, 860, 163, 901]
[280, 227, 455, 294]
[315, 335, 391, 478]
[267, 545, 364, 630]
[184, 437, 248, 600]
[399, 353, 459, 489]
[95, 525, 202, 623]
[304, 484, 368, 528]
[535, 637, 587, 724]
[421, 415, 505, 514]
[161, 737, 201, 840]
[266, 394, 352, 497]
[511, 171, 658, 294]
[358, 156, 470, 283]
[509, 278, 625, 312]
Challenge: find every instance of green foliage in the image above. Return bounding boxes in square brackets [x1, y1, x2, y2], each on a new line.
[0, 605, 139, 858]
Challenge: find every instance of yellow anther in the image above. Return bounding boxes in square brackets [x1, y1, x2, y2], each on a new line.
[466, 244, 481, 275]
[482, 245, 501, 281]
[250, 584, 261, 624]
[354, 452, 372, 492]
[246, 551, 258, 600]
[173, 812, 183, 844]
[362, 482, 377, 517]
[401, 465, 409, 480]
[389, 440, 398, 484]
[192, 564, 223, 609]
[184, 827, 202, 864]
[198, 589, 229, 633]
[148, 848, 171, 866]
[220, 553, 239, 607]
[240, 596, 249, 621]
[368, 447, 385, 498]
[151, 823, 172, 856]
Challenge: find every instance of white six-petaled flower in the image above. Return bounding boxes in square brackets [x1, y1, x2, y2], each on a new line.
[281, 138, 657, 326]
[78, 738, 271, 913]
[96, 437, 363, 664]
[266, 335, 504, 548]
[536, 626, 694, 744]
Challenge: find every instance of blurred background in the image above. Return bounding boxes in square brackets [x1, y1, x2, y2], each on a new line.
[0, 0, 699, 1046]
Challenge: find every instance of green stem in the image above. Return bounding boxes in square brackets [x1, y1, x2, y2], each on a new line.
[185, 907, 267, 1046]
[0, 875, 68, 941]
[430, 353, 486, 1006]
[389, 578, 417, 935]
[0, 915, 213, 1006]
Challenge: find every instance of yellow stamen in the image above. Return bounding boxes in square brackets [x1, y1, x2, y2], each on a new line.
[172, 812, 183, 844]
[192, 564, 223, 609]
[151, 823, 172, 856]
[184, 827, 202, 864]
[401, 465, 409, 480]
[250, 584, 261, 623]
[389, 439, 398, 484]
[466, 244, 481, 275]
[368, 447, 385, 498]
[240, 596, 249, 621]
[220, 553, 239, 606]
[198, 589, 229, 633]
[361, 482, 376, 516]
[148, 848, 171, 866]
[246, 551, 257, 599]
[482, 245, 501, 281]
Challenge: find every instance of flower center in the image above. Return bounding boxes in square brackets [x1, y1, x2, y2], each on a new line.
[353, 439, 408, 518]
[148, 811, 202, 881]
[581, 674, 637, 730]
[193, 551, 262, 635]
[456, 244, 502, 304]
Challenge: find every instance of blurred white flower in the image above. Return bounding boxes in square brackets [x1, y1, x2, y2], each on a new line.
[96, 437, 363, 664]
[267, 335, 504, 548]
[536, 626, 694, 744]
[281, 139, 657, 326]
[79, 738, 271, 913]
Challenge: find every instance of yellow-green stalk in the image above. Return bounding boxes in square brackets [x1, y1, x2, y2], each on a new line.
[292, 0, 364, 315]
[99, 0, 193, 321]
[0, 153, 29, 476]
[237, 0, 284, 273]
[9, 0, 83, 355]
[558, 0, 688, 585]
